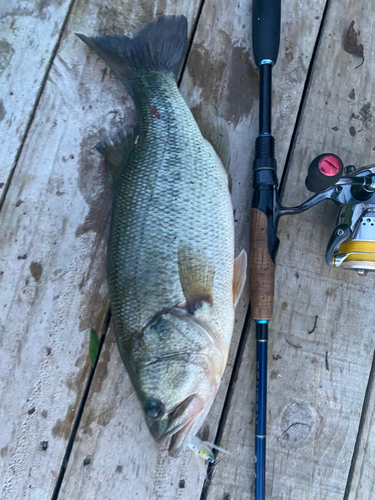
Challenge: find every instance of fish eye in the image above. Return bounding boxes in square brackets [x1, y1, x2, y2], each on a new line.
[144, 398, 165, 419]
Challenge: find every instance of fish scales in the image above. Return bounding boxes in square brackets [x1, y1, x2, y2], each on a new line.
[109, 72, 234, 358]
[78, 16, 246, 458]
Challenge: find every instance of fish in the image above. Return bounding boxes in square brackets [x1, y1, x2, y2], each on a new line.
[77, 15, 247, 458]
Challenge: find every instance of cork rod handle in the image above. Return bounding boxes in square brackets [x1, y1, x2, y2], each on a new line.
[249, 208, 275, 321]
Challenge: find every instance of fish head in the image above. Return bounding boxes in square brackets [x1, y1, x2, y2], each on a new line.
[133, 309, 224, 457]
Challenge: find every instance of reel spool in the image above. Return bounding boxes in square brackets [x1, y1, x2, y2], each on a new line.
[277, 154, 375, 275]
[333, 213, 375, 273]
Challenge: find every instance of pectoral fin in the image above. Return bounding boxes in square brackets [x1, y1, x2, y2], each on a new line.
[178, 246, 215, 314]
[233, 249, 247, 308]
[96, 125, 139, 184]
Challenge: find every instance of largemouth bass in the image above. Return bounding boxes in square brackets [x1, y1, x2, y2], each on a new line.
[78, 15, 247, 458]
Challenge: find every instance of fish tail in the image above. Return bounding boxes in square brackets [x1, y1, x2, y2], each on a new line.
[76, 16, 187, 94]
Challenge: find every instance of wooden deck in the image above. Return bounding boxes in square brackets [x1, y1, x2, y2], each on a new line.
[1, 0, 374, 498]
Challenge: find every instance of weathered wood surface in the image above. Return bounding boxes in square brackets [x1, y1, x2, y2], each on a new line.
[59, 0, 257, 497]
[206, 1, 375, 499]
[0, 0, 73, 205]
[58, 0, 332, 498]
[2, 0, 375, 498]
[348, 356, 375, 500]
[0, 2, 202, 500]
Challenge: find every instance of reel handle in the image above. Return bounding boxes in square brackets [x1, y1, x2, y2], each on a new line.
[252, 0, 281, 66]
[305, 154, 344, 193]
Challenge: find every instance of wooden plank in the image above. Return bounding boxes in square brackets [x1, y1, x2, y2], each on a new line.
[347, 356, 375, 500]
[0, 2, 202, 499]
[59, 0, 259, 498]
[0, 0, 73, 204]
[58, 0, 327, 498]
[60, 326, 210, 499]
[206, 0, 375, 499]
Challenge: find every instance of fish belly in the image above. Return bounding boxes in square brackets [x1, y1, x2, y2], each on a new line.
[107, 75, 235, 368]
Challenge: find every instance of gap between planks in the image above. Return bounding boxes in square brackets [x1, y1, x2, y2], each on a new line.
[279, 0, 331, 198]
[0, 0, 77, 213]
[49, 2, 207, 498]
[199, 2, 332, 498]
[200, 307, 252, 500]
[178, 0, 207, 87]
[51, 310, 111, 500]
[343, 349, 375, 500]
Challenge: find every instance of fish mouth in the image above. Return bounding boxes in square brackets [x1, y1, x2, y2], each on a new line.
[168, 396, 205, 457]
[148, 395, 205, 453]
[149, 413, 192, 442]
[168, 418, 198, 457]
[167, 384, 220, 457]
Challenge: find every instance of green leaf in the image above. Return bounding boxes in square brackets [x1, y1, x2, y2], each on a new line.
[89, 329, 99, 368]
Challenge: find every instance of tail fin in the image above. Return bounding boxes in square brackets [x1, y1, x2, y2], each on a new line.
[76, 16, 187, 93]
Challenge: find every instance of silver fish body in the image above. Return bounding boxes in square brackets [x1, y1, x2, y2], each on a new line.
[78, 16, 246, 457]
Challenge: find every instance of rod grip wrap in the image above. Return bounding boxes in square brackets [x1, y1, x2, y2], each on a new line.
[250, 208, 275, 320]
[253, 135, 278, 186]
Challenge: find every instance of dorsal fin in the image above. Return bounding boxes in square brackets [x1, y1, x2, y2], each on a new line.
[96, 125, 139, 184]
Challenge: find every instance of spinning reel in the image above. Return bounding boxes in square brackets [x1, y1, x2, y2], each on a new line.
[277, 154, 375, 275]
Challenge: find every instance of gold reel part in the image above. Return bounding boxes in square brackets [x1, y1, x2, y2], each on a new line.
[338, 241, 375, 262]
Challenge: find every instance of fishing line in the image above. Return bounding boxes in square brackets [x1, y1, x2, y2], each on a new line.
[309, 265, 334, 500]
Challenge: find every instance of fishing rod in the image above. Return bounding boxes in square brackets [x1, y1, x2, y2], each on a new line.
[250, 1, 281, 498]
[250, 2, 375, 499]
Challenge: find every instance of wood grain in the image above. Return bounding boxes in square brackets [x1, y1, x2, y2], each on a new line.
[59, 0, 329, 497]
[0, 0, 73, 205]
[0, 1, 201, 499]
[57, 0, 333, 497]
[60, 326, 211, 499]
[347, 355, 375, 500]
[206, 0, 375, 498]
[3, 0, 375, 498]
[59, 0, 257, 497]
[249, 208, 275, 320]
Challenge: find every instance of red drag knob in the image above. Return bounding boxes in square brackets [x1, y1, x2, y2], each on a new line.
[305, 153, 344, 193]
[319, 155, 342, 177]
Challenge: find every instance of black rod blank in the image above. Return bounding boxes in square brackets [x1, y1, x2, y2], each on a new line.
[259, 63, 272, 135]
